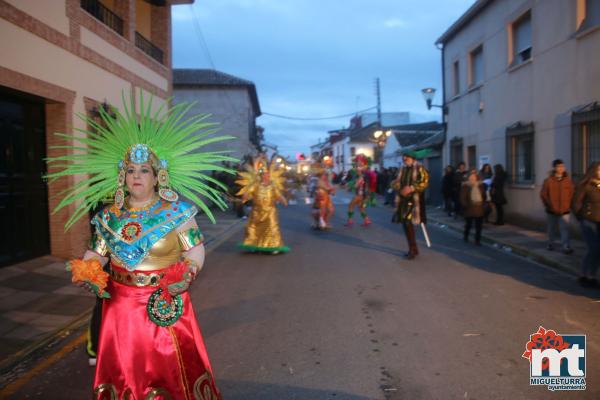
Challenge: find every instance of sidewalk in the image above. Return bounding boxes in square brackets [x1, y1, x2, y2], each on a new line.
[0, 208, 244, 371]
[426, 207, 584, 276]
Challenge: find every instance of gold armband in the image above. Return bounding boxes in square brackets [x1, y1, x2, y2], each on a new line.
[89, 232, 108, 257]
[177, 227, 204, 251]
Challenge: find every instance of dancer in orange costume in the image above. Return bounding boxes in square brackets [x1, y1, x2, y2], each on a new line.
[311, 163, 335, 229]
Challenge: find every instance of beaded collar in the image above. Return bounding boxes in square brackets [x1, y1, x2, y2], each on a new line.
[92, 199, 197, 271]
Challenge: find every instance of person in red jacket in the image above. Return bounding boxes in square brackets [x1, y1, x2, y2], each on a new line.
[540, 159, 574, 254]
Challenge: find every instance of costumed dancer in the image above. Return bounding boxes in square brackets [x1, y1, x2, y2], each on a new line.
[392, 149, 430, 260]
[311, 163, 335, 229]
[237, 155, 290, 254]
[46, 92, 233, 399]
[345, 154, 373, 226]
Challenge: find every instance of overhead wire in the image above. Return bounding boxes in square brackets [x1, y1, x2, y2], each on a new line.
[186, 5, 376, 128]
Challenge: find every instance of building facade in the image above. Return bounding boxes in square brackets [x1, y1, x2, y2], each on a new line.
[0, 0, 189, 266]
[173, 69, 262, 161]
[437, 0, 600, 228]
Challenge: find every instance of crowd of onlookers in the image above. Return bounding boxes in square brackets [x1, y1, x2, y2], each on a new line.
[438, 159, 599, 289]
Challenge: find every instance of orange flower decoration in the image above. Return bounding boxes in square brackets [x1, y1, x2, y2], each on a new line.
[68, 258, 110, 296]
[522, 326, 570, 370]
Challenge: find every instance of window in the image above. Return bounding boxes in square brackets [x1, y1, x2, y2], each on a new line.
[350, 147, 356, 157]
[452, 61, 460, 96]
[80, 0, 124, 36]
[450, 137, 463, 167]
[510, 11, 532, 66]
[467, 145, 477, 170]
[578, 0, 600, 31]
[469, 46, 484, 87]
[506, 122, 535, 184]
[572, 103, 600, 181]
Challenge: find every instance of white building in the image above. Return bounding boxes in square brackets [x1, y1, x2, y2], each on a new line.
[437, 0, 600, 228]
[173, 69, 262, 161]
[382, 122, 443, 168]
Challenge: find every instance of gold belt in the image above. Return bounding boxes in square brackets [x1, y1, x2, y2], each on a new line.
[110, 267, 165, 287]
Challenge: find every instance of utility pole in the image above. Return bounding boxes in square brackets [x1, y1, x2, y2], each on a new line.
[374, 77, 383, 169]
[375, 77, 382, 126]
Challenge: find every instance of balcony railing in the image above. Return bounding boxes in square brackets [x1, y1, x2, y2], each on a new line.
[135, 32, 164, 64]
[80, 0, 124, 36]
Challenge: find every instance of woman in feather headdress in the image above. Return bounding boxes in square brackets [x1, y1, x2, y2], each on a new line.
[236, 155, 290, 254]
[46, 92, 233, 399]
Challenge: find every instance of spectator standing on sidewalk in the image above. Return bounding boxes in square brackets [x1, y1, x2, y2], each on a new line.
[480, 163, 493, 222]
[453, 162, 468, 217]
[460, 169, 486, 245]
[572, 161, 600, 288]
[491, 164, 507, 225]
[540, 159, 574, 254]
[441, 165, 455, 216]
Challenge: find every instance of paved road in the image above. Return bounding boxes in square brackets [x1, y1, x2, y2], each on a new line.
[6, 192, 600, 399]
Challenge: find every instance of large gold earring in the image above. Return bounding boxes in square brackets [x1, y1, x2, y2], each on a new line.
[158, 168, 179, 202]
[114, 168, 125, 208]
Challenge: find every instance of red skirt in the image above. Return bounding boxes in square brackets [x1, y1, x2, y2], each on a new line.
[93, 265, 221, 400]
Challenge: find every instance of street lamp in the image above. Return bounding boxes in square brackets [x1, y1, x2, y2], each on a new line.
[372, 129, 392, 170]
[373, 130, 391, 139]
[421, 87, 447, 112]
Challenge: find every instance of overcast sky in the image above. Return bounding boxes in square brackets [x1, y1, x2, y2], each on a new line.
[172, 0, 475, 158]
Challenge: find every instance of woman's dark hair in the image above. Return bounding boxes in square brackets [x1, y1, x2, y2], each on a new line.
[493, 164, 505, 176]
[578, 161, 600, 187]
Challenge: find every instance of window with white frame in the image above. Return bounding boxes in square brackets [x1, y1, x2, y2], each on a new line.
[469, 45, 484, 87]
[510, 11, 532, 66]
[452, 60, 460, 96]
[506, 122, 535, 184]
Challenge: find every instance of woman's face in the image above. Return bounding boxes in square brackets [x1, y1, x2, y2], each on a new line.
[595, 165, 600, 180]
[125, 163, 157, 200]
[468, 172, 478, 183]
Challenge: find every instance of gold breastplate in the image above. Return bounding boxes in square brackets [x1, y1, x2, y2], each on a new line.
[111, 230, 182, 271]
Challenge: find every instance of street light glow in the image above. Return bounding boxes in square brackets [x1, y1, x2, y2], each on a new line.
[385, 130, 392, 137]
[374, 130, 383, 139]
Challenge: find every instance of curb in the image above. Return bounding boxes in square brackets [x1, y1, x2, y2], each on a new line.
[428, 216, 579, 277]
[0, 218, 245, 386]
[0, 309, 91, 378]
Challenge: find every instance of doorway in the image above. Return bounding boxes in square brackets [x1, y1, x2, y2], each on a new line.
[0, 87, 50, 267]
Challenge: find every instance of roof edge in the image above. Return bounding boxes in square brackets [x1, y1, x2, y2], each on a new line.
[436, 0, 493, 45]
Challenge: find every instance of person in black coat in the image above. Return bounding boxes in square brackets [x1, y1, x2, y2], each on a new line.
[453, 162, 468, 217]
[491, 164, 507, 225]
[441, 165, 455, 216]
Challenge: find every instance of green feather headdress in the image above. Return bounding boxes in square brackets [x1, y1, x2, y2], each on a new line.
[46, 91, 237, 230]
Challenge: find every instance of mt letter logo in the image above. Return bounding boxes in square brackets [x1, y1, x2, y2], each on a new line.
[522, 326, 586, 391]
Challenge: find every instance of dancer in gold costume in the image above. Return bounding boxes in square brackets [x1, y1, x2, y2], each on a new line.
[237, 156, 289, 254]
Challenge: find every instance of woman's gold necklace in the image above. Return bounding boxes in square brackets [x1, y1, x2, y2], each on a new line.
[126, 194, 158, 212]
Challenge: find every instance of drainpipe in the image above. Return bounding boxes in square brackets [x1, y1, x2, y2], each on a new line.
[437, 42, 447, 165]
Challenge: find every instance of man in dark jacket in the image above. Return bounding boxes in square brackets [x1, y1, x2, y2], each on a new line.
[392, 150, 429, 260]
[540, 159, 574, 254]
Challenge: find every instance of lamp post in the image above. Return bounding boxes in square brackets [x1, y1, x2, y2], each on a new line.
[421, 87, 440, 110]
[373, 128, 392, 170]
